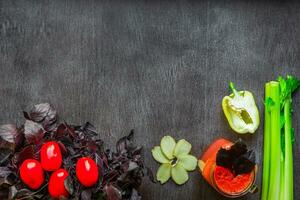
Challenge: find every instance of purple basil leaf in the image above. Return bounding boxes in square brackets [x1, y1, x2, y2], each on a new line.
[0, 149, 12, 166]
[116, 136, 127, 154]
[23, 111, 30, 120]
[57, 141, 68, 156]
[233, 150, 256, 174]
[29, 103, 55, 122]
[116, 130, 134, 154]
[228, 139, 247, 158]
[15, 188, 34, 199]
[127, 161, 138, 172]
[0, 141, 16, 151]
[130, 189, 141, 200]
[216, 148, 233, 170]
[80, 122, 97, 137]
[13, 145, 35, 167]
[0, 124, 19, 151]
[15, 131, 25, 151]
[64, 176, 74, 195]
[43, 121, 57, 133]
[62, 156, 74, 170]
[0, 167, 17, 187]
[86, 141, 97, 152]
[104, 184, 122, 200]
[216, 139, 255, 175]
[0, 124, 18, 143]
[59, 136, 74, 148]
[64, 123, 77, 138]
[24, 120, 45, 145]
[55, 123, 67, 137]
[73, 123, 95, 140]
[65, 146, 76, 156]
[94, 153, 104, 180]
[101, 153, 109, 169]
[127, 130, 134, 141]
[33, 193, 44, 199]
[131, 146, 143, 156]
[0, 189, 8, 199]
[118, 168, 143, 188]
[28, 103, 57, 132]
[233, 156, 255, 175]
[81, 189, 92, 200]
[8, 185, 17, 200]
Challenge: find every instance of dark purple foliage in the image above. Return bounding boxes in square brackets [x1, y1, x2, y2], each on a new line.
[105, 184, 122, 200]
[0, 103, 149, 200]
[0, 124, 19, 151]
[24, 120, 45, 145]
[216, 139, 255, 175]
[24, 103, 57, 132]
[13, 145, 35, 168]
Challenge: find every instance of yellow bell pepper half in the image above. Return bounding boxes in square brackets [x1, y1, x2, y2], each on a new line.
[222, 82, 260, 134]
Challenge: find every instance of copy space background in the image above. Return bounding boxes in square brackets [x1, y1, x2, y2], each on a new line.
[0, 0, 300, 199]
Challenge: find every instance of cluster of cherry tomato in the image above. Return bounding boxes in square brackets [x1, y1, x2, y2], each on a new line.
[19, 141, 99, 198]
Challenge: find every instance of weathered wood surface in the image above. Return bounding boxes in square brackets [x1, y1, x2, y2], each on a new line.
[0, 0, 300, 199]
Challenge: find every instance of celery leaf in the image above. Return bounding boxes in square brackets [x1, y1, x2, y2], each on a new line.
[264, 97, 275, 112]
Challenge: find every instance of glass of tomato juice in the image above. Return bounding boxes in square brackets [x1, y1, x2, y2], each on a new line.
[198, 138, 258, 198]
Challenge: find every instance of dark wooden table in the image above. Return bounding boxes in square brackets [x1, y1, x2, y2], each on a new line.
[1, 1, 300, 199]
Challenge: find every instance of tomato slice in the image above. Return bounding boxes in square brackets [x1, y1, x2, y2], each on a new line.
[214, 166, 253, 194]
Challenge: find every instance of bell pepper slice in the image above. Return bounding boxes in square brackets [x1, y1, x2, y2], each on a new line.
[222, 82, 260, 134]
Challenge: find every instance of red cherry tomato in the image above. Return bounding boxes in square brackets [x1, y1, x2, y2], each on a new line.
[40, 141, 62, 171]
[20, 159, 44, 189]
[76, 157, 99, 187]
[48, 169, 69, 198]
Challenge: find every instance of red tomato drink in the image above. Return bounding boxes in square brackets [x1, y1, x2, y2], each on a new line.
[198, 138, 257, 198]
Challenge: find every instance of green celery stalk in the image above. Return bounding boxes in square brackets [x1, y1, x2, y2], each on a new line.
[267, 81, 281, 200]
[280, 150, 285, 200]
[279, 75, 300, 200]
[261, 83, 271, 200]
[282, 96, 293, 200]
[262, 76, 299, 200]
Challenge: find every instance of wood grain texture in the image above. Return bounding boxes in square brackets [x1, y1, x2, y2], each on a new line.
[0, 0, 300, 199]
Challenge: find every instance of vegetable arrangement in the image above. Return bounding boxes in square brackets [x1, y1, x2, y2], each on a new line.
[150, 76, 299, 199]
[0, 103, 150, 200]
[0, 75, 299, 199]
[262, 76, 300, 200]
